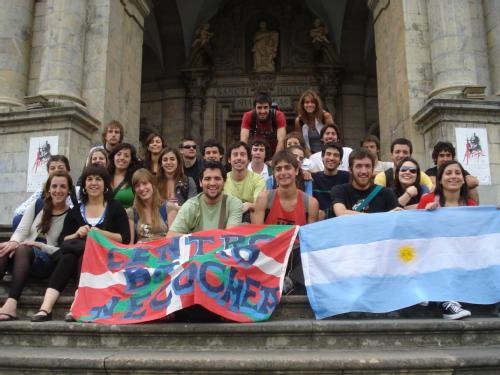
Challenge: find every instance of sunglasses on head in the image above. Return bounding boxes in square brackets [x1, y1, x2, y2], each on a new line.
[399, 166, 417, 174]
[182, 145, 197, 149]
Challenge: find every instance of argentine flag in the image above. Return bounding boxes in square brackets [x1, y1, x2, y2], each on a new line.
[299, 206, 500, 319]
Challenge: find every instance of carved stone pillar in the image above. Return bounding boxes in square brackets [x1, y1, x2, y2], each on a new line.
[37, 0, 87, 106]
[314, 67, 342, 118]
[484, 0, 500, 95]
[182, 68, 210, 141]
[427, 0, 478, 97]
[0, 0, 34, 111]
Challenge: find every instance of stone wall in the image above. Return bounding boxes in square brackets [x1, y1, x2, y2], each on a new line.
[0, 0, 149, 224]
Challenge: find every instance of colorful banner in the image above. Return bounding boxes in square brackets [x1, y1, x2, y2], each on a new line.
[300, 206, 500, 319]
[71, 225, 298, 324]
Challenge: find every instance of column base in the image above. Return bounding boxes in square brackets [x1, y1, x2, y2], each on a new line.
[0, 105, 100, 224]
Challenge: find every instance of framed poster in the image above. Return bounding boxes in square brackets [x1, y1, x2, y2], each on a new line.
[455, 128, 491, 185]
[27, 136, 59, 192]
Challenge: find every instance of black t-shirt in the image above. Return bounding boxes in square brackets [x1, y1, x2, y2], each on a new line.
[312, 171, 350, 212]
[331, 183, 397, 215]
[184, 159, 203, 192]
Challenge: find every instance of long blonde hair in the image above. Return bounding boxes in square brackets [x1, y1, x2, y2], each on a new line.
[131, 168, 165, 233]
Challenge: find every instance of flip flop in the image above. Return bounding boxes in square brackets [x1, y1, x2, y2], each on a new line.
[0, 313, 19, 321]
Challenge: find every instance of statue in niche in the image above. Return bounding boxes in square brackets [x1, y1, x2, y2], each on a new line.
[310, 18, 339, 66]
[187, 23, 215, 68]
[310, 18, 330, 45]
[252, 21, 279, 72]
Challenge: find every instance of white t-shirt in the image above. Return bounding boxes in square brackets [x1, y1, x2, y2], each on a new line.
[309, 147, 353, 172]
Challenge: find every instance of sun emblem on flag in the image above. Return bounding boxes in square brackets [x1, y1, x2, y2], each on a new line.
[398, 245, 416, 263]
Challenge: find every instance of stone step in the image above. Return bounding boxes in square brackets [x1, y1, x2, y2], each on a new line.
[2, 318, 500, 351]
[0, 345, 499, 374]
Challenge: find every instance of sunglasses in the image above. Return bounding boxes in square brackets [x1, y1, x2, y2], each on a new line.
[399, 166, 417, 174]
[181, 145, 197, 149]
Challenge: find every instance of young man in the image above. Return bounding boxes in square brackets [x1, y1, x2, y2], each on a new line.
[309, 124, 352, 172]
[311, 142, 350, 217]
[253, 150, 319, 225]
[240, 91, 286, 156]
[248, 139, 273, 186]
[361, 134, 393, 175]
[224, 142, 266, 218]
[374, 138, 433, 190]
[101, 120, 124, 153]
[253, 150, 319, 294]
[202, 138, 225, 163]
[179, 137, 203, 185]
[332, 148, 398, 216]
[167, 161, 243, 236]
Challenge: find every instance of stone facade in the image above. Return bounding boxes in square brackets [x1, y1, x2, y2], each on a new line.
[0, 0, 149, 224]
[0, 0, 499, 224]
[369, 0, 500, 204]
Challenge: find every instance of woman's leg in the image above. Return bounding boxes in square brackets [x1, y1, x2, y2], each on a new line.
[0, 246, 34, 320]
[32, 253, 79, 318]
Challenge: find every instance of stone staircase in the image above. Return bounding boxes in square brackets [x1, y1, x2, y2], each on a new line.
[1, 275, 500, 374]
[1, 217, 500, 374]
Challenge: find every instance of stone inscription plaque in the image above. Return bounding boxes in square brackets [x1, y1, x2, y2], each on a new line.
[234, 96, 292, 110]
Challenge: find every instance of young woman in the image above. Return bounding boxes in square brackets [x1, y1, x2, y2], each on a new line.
[417, 160, 476, 210]
[0, 171, 72, 321]
[108, 143, 140, 208]
[86, 147, 108, 168]
[157, 147, 197, 206]
[127, 169, 177, 243]
[392, 157, 429, 209]
[143, 133, 165, 175]
[285, 132, 313, 172]
[13, 155, 77, 229]
[417, 160, 476, 320]
[293, 89, 334, 153]
[31, 165, 130, 322]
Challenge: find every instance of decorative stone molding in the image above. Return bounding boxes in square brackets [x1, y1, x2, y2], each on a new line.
[120, 0, 151, 28]
[413, 98, 500, 134]
[0, 105, 100, 137]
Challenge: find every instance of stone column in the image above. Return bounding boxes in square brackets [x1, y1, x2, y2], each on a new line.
[484, 0, 500, 95]
[0, 0, 34, 111]
[427, 0, 477, 97]
[38, 0, 87, 106]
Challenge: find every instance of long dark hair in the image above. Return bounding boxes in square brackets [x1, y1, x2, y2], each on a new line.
[143, 133, 165, 171]
[393, 157, 422, 198]
[80, 165, 114, 204]
[37, 171, 73, 234]
[434, 160, 469, 206]
[157, 147, 187, 200]
[108, 143, 141, 188]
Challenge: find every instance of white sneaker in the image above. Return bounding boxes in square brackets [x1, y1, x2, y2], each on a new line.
[441, 301, 471, 320]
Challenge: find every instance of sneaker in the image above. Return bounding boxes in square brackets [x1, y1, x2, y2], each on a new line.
[441, 301, 471, 320]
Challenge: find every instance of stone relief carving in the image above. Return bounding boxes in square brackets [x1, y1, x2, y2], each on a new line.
[252, 21, 279, 72]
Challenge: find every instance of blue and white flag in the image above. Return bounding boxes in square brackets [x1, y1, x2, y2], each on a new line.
[300, 206, 500, 319]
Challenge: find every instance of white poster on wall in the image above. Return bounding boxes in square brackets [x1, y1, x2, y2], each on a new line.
[455, 128, 491, 185]
[27, 136, 59, 192]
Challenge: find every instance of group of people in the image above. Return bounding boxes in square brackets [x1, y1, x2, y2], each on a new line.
[0, 89, 482, 322]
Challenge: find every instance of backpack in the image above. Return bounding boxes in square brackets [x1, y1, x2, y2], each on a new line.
[264, 189, 310, 223]
[250, 102, 279, 137]
[12, 197, 45, 231]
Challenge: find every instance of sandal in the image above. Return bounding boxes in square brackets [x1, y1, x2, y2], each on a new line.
[31, 309, 52, 322]
[0, 313, 18, 322]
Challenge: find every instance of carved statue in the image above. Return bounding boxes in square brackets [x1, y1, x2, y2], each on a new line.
[187, 23, 214, 68]
[310, 18, 330, 45]
[252, 21, 279, 72]
[310, 18, 339, 66]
